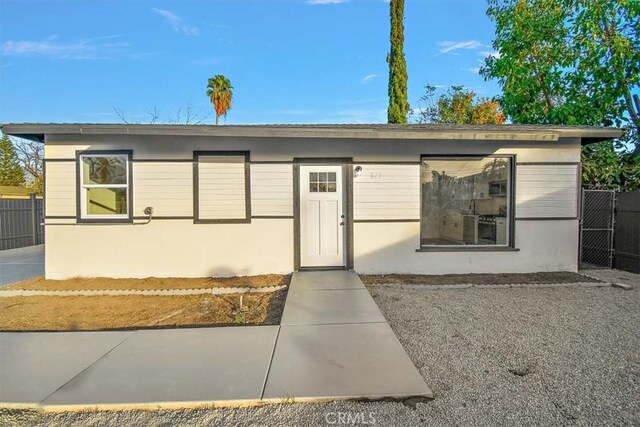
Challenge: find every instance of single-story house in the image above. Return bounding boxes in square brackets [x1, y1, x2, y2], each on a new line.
[0, 123, 624, 280]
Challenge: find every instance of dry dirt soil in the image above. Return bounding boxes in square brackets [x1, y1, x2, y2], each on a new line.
[5, 274, 291, 291]
[0, 290, 287, 331]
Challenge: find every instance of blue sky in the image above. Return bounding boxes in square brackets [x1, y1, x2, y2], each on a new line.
[0, 0, 500, 125]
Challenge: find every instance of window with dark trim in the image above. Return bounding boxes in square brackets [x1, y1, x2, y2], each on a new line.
[76, 150, 133, 223]
[194, 151, 251, 223]
[420, 156, 514, 248]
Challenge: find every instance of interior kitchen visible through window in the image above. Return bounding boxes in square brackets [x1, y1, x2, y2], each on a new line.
[420, 156, 512, 247]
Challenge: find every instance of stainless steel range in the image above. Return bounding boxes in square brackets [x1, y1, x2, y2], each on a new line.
[477, 216, 496, 244]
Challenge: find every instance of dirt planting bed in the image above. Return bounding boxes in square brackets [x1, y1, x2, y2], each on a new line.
[359, 271, 601, 286]
[5, 274, 291, 291]
[0, 290, 287, 331]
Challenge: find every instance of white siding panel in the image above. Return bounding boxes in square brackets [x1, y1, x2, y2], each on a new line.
[198, 156, 247, 220]
[133, 162, 192, 217]
[45, 161, 76, 216]
[251, 164, 293, 216]
[516, 164, 578, 218]
[353, 164, 420, 220]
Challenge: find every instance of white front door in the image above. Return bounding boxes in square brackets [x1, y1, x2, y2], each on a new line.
[299, 165, 346, 268]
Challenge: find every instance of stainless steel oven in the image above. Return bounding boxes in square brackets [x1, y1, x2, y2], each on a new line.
[477, 216, 496, 244]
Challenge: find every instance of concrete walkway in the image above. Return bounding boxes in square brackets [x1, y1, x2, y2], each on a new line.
[0, 245, 44, 287]
[0, 271, 432, 409]
[263, 271, 432, 400]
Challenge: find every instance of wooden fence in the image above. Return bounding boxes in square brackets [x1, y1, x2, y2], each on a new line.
[0, 195, 44, 251]
[614, 192, 640, 274]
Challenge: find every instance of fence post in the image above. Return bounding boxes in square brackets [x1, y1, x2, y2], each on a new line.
[30, 193, 38, 246]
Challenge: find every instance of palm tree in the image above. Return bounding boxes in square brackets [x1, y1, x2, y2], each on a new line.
[206, 75, 233, 125]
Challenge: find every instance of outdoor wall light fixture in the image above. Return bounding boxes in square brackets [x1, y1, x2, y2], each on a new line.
[354, 166, 363, 177]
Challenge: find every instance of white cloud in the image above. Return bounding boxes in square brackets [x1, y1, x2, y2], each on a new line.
[306, 0, 347, 4]
[1, 35, 130, 59]
[468, 67, 481, 74]
[479, 50, 500, 59]
[436, 40, 485, 55]
[152, 8, 199, 35]
[360, 73, 377, 84]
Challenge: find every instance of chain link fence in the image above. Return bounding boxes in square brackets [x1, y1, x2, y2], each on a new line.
[580, 190, 615, 269]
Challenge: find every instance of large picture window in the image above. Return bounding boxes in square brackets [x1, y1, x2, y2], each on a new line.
[421, 156, 512, 247]
[78, 151, 132, 222]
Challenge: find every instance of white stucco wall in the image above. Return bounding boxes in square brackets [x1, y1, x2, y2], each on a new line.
[353, 220, 579, 274]
[42, 133, 583, 278]
[45, 219, 293, 279]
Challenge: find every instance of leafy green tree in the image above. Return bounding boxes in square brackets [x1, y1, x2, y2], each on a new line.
[482, 0, 640, 191]
[582, 133, 640, 191]
[413, 85, 505, 124]
[481, 0, 639, 144]
[0, 135, 26, 187]
[206, 75, 234, 125]
[387, 0, 409, 124]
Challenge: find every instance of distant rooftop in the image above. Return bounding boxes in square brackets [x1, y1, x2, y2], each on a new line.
[0, 123, 626, 145]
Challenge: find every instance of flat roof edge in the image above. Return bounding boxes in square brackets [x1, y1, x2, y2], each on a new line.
[0, 123, 626, 143]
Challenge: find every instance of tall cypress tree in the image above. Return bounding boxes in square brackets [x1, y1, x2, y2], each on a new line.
[0, 136, 26, 187]
[387, 0, 409, 124]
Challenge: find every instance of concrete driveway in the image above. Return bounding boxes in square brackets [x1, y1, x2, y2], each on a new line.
[0, 245, 44, 287]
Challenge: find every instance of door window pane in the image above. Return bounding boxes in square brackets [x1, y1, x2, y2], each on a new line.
[421, 157, 511, 246]
[309, 171, 338, 192]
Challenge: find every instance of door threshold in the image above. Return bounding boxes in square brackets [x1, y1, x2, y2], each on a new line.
[298, 267, 349, 272]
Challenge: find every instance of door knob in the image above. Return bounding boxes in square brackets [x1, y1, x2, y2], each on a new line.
[341, 215, 345, 218]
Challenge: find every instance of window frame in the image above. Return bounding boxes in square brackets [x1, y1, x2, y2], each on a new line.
[193, 151, 251, 224]
[418, 154, 517, 252]
[76, 150, 133, 224]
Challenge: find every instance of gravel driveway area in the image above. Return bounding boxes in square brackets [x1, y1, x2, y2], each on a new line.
[2, 280, 639, 426]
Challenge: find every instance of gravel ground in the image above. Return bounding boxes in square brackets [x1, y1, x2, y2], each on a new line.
[582, 268, 640, 287]
[2, 278, 639, 426]
[360, 271, 600, 286]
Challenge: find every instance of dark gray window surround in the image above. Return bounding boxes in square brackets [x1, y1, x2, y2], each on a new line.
[416, 154, 517, 252]
[193, 151, 252, 224]
[75, 150, 133, 224]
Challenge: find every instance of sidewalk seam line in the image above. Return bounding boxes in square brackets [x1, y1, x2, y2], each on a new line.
[281, 320, 388, 327]
[259, 325, 281, 400]
[38, 330, 138, 405]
